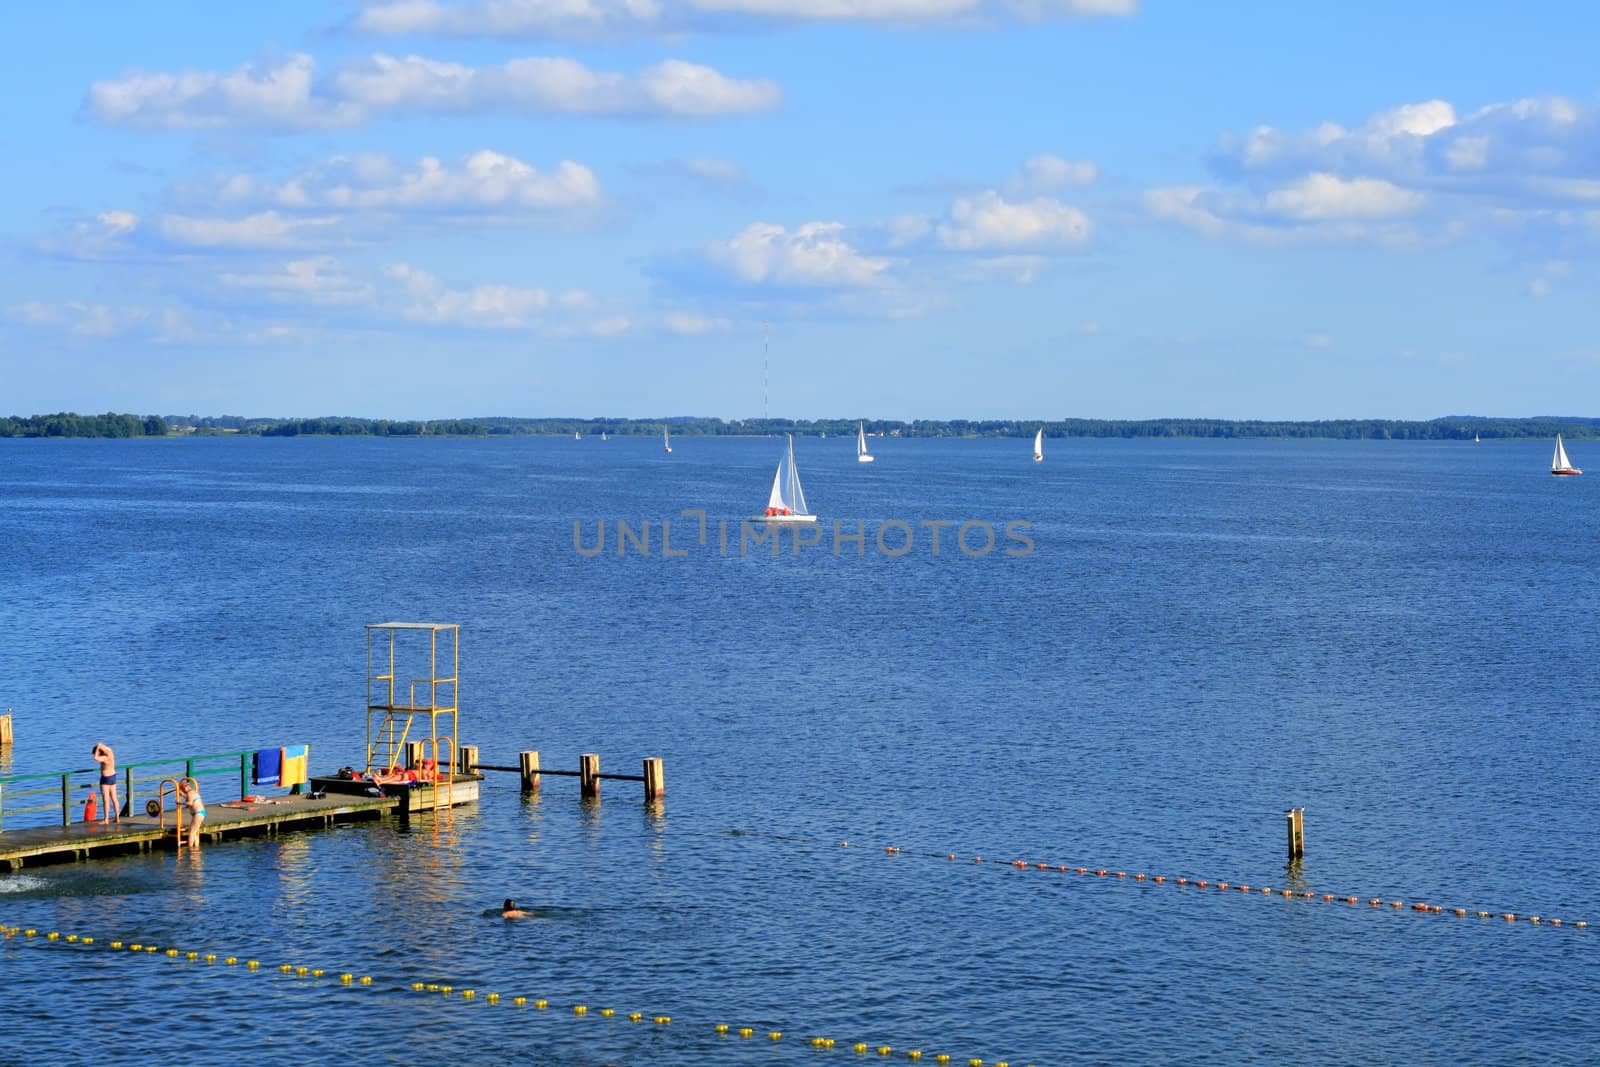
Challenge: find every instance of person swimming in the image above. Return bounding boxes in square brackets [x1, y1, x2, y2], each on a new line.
[501, 898, 528, 918]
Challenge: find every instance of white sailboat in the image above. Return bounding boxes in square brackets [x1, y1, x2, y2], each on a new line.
[756, 434, 816, 523]
[856, 422, 874, 463]
[1552, 434, 1582, 475]
[574, 431, 580, 440]
[601, 431, 607, 441]
[1474, 433, 1480, 443]
[1032, 427, 1044, 462]
[663, 424, 672, 454]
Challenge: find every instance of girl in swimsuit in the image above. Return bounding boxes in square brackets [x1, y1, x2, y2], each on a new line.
[178, 780, 205, 849]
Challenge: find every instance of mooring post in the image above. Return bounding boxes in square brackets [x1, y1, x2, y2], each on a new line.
[519, 750, 541, 794]
[1286, 807, 1305, 861]
[458, 745, 479, 776]
[580, 753, 600, 799]
[404, 741, 425, 770]
[0, 710, 12, 745]
[642, 757, 664, 801]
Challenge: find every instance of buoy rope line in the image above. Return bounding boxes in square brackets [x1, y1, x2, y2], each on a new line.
[0, 921, 1037, 1067]
[728, 828, 1592, 932]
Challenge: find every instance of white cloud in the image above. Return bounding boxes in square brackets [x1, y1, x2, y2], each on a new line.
[39, 211, 142, 260]
[385, 263, 562, 328]
[1301, 332, 1333, 350]
[331, 53, 782, 118]
[86, 52, 778, 130]
[967, 254, 1048, 284]
[708, 221, 891, 287]
[937, 190, 1092, 249]
[1261, 173, 1424, 220]
[220, 257, 376, 304]
[1007, 154, 1097, 194]
[157, 211, 344, 249]
[663, 311, 731, 334]
[7, 301, 151, 337]
[1150, 92, 1600, 248]
[85, 54, 357, 130]
[350, 0, 1135, 39]
[213, 151, 600, 213]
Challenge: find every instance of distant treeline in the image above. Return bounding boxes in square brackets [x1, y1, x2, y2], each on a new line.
[7, 412, 1600, 441]
[0, 412, 168, 438]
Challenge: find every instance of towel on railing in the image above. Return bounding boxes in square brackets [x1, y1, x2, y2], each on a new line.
[280, 745, 309, 788]
[252, 747, 281, 786]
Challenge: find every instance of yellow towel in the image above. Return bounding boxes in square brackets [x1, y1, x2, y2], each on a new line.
[280, 745, 309, 788]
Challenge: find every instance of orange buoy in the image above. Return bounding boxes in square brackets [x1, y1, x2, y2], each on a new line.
[84, 795, 97, 822]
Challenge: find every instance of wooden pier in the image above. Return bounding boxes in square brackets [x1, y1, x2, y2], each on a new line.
[0, 792, 397, 872]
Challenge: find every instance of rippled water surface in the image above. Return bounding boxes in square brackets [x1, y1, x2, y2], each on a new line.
[2, 436, 1597, 1064]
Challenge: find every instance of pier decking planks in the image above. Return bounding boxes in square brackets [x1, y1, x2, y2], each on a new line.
[0, 793, 398, 871]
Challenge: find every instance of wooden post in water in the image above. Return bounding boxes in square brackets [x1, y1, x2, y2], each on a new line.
[404, 741, 425, 771]
[1286, 807, 1305, 861]
[642, 757, 664, 801]
[0, 710, 12, 745]
[519, 750, 541, 794]
[458, 745, 479, 776]
[580, 753, 600, 799]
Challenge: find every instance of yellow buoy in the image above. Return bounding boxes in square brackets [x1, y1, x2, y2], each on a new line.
[654, 1016, 671, 1025]
[716, 1024, 730, 1034]
[600, 1008, 615, 1017]
[358, 976, 372, 985]
[739, 1027, 754, 1038]
[513, 997, 527, 1006]
[628, 1012, 643, 1022]
[769, 1031, 783, 1041]
[534, 999, 548, 1009]
[573, 1004, 587, 1015]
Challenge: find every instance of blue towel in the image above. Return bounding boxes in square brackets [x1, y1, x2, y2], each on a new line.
[253, 747, 281, 786]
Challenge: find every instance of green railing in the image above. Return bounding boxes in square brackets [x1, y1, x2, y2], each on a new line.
[0, 750, 256, 833]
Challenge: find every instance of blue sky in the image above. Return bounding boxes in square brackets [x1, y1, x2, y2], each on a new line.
[3, 1, 1598, 420]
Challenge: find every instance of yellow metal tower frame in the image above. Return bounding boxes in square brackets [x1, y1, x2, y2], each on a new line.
[365, 622, 458, 807]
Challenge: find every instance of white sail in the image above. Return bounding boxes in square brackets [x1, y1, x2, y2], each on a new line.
[857, 421, 874, 462]
[767, 461, 786, 510]
[1554, 434, 1573, 471]
[764, 434, 811, 515]
[1033, 427, 1044, 461]
[663, 424, 672, 452]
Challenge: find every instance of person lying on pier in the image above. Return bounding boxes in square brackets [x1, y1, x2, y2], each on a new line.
[502, 899, 528, 919]
[370, 758, 437, 786]
[178, 780, 205, 849]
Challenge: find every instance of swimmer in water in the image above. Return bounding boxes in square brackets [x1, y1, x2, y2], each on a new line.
[502, 898, 528, 918]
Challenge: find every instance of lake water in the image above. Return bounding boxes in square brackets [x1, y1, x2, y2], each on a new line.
[1, 435, 1596, 1064]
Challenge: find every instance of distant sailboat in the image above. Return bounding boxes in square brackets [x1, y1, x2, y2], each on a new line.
[601, 431, 607, 441]
[1474, 433, 1480, 443]
[1032, 427, 1044, 462]
[756, 435, 816, 523]
[1552, 434, 1582, 475]
[663, 424, 672, 454]
[856, 421, 874, 463]
[574, 431, 580, 440]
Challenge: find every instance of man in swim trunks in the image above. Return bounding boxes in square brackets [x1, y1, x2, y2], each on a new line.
[92, 743, 119, 823]
[502, 899, 527, 918]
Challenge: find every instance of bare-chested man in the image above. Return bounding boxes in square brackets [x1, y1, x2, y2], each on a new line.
[92, 743, 119, 823]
